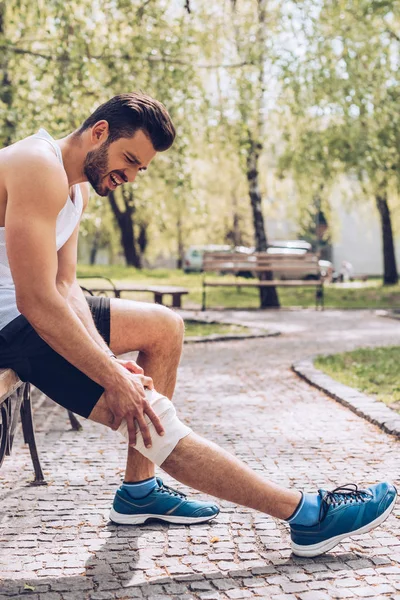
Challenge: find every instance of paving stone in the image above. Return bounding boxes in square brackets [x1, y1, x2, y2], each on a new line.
[225, 590, 254, 599]
[299, 593, 332, 600]
[213, 578, 238, 590]
[189, 581, 214, 591]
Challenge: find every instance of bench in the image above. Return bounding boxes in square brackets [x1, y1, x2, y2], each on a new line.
[0, 368, 82, 485]
[202, 251, 324, 310]
[79, 276, 189, 308]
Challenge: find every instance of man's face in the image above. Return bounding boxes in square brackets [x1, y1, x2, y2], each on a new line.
[84, 128, 157, 197]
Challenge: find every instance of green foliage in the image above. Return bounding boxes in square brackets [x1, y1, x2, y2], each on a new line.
[2, 0, 400, 272]
[279, 0, 400, 193]
[315, 346, 400, 410]
[184, 320, 249, 337]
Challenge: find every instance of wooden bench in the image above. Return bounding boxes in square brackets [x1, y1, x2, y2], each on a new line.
[202, 251, 324, 310]
[79, 276, 189, 308]
[0, 368, 81, 484]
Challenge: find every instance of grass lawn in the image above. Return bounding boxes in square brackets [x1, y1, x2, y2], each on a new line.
[184, 319, 249, 337]
[315, 347, 400, 413]
[77, 265, 400, 310]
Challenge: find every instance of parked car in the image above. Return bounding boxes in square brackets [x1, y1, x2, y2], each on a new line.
[233, 242, 333, 281]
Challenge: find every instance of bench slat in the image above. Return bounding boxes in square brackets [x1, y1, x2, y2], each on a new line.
[0, 369, 20, 404]
[204, 280, 322, 287]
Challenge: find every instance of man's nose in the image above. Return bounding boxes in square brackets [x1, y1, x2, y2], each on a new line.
[126, 168, 138, 183]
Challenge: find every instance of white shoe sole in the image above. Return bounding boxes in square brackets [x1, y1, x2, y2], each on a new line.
[291, 492, 397, 558]
[109, 507, 219, 525]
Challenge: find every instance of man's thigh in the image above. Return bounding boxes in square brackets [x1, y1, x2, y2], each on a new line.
[0, 299, 108, 418]
[109, 297, 183, 356]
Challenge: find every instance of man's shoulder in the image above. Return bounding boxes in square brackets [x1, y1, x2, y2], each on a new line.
[4, 137, 68, 191]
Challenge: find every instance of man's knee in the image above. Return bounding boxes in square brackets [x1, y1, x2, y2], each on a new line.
[151, 306, 184, 350]
[117, 389, 192, 466]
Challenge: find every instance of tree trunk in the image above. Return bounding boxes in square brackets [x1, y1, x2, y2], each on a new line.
[89, 239, 98, 265]
[108, 190, 141, 268]
[232, 192, 242, 246]
[177, 214, 184, 269]
[246, 138, 280, 308]
[376, 193, 398, 285]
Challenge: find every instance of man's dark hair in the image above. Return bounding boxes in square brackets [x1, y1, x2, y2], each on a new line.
[77, 92, 175, 151]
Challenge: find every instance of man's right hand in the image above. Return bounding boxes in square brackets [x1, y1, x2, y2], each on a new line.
[104, 365, 165, 448]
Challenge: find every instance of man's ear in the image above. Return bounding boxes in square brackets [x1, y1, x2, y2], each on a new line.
[90, 120, 109, 145]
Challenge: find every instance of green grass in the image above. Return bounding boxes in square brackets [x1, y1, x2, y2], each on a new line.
[315, 347, 400, 412]
[184, 319, 249, 337]
[77, 265, 400, 309]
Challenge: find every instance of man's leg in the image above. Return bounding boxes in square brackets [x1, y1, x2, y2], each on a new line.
[90, 393, 397, 556]
[90, 298, 300, 518]
[108, 299, 185, 483]
[90, 397, 301, 519]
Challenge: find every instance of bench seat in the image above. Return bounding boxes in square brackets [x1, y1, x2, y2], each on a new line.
[0, 368, 81, 483]
[204, 280, 322, 287]
[79, 277, 189, 308]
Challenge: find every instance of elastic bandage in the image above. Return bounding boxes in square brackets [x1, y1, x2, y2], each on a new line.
[117, 389, 192, 466]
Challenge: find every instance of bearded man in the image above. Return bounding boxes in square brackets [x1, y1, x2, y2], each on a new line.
[0, 92, 396, 557]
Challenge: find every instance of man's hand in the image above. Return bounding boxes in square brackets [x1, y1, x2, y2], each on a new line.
[104, 363, 164, 448]
[116, 358, 145, 376]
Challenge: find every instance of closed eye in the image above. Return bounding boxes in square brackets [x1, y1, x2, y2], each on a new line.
[125, 154, 147, 172]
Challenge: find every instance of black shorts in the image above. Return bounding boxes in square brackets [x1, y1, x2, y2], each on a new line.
[0, 296, 110, 418]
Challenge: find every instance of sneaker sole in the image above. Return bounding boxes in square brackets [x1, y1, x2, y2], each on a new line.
[109, 507, 219, 525]
[291, 491, 397, 558]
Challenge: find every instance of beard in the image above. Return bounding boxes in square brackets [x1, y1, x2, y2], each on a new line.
[83, 140, 110, 197]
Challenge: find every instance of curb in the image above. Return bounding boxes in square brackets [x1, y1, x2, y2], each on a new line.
[185, 330, 280, 344]
[292, 357, 400, 439]
[183, 315, 280, 344]
[376, 309, 400, 321]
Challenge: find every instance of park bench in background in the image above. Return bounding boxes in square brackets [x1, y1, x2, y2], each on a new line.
[79, 276, 189, 308]
[0, 368, 81, 485]
[202, 251, 324, 310]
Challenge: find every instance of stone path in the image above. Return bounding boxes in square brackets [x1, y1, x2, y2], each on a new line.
[0, 309, 399, 599]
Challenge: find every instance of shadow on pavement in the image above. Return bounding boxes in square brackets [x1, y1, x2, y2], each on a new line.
[0, 520, 367, 600]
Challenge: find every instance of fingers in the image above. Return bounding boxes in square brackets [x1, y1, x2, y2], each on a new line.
[135, 413, 152, 448]
[144, 404, 165, 437]
[127, 420, 137, 446]
[141, 375, 154, 389]
[110, 414, 123, 432]
[123, 361, 144, 375]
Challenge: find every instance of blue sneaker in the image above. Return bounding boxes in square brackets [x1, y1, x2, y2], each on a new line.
[290, 482, 397, 557]
[109, 477, 220, 525]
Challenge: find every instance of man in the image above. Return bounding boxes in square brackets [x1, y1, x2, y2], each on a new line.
[0, 92, 396, 558]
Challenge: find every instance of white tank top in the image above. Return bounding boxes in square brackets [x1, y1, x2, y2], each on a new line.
[0, 128, 83, 331]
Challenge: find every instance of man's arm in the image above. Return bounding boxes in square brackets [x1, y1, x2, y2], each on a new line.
[56, 190, 143, 373]
[4, 150, 162, 444]
[56, 183, 115, 358]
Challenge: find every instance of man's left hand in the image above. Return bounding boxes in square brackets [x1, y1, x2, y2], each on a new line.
[116, 358, 146, 377]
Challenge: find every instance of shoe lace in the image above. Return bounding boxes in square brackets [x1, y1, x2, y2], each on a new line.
[156, 478, 187, 499]
[319, 483, 372, 521]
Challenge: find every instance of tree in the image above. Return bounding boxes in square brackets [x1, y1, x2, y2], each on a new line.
[229, 0, 280, 306]
[279, 0, 400, 283]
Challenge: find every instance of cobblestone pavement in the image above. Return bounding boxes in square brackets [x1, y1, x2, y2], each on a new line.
[0, 309, 399, 600]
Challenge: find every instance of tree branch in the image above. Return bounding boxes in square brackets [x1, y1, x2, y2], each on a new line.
[0, 44, 253, 69]
[385, 26, 400, 43]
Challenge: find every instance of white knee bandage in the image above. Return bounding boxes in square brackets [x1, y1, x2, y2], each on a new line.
[117, 389, 192, 466]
